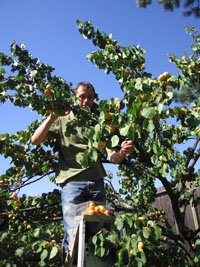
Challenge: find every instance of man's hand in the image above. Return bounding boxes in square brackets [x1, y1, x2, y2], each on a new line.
[50, 111, 70, 121]
[107, 140, 134, 164]
[121, 140, 134, 155]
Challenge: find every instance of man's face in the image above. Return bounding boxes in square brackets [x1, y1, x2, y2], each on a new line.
[75, 85, 94, 109]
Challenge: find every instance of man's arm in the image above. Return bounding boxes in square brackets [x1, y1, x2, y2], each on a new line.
[31, 113, 60, 145]
[106, 140, 134, 164]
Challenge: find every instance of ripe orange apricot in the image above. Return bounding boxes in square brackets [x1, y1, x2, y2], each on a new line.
[104, 210, 110, 216]
[46, 84, 51, 90]
[89, 201, 95, 209]
[98, 205, 105, 213]
[94, 206, 100, 214]
[181, 56, 187, 61]
[43, 242, 51, 249]
[106, 112, 113, 120]
[116, 44, 121, 50]
[98, 141, 105, 151]
[44, 89, 50, 96]
[140, 93, 146, 102]
[87, 209, 95, 215]
[107, 123, 117, 133]
[116, 102, 120, 109]
[124, 69, 130, 77]
[139, 65, 145, 71]
[12, 192, 17, 199]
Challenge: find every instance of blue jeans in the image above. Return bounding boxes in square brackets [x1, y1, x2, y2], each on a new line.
[61, 178, 106, 253]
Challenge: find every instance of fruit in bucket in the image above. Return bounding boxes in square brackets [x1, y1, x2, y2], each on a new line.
[81, 201, 110, 216]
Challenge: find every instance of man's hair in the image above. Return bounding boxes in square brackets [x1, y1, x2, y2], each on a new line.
[74, 81, 95, 95]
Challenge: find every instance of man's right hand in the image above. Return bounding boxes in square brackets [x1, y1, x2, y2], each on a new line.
[50, 111, 70, 121]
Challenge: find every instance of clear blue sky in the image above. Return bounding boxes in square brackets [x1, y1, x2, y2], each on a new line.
[0, 0, 199, 196]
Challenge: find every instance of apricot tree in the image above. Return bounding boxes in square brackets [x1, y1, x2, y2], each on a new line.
[0, 22, 200, 266]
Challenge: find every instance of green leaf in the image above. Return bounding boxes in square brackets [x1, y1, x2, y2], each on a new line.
[33, 228, 40, 238]
[157, 103, 163, 113]
[159, 163, 169, 177]
[106, 232, 119, 243]
[1, 232, 9, 242]
[111, 135, 119, 147]
[49, 246, 58, 260]
[92, 235, 98, 245]
[118, 248, 129, 264]
[120, 125, 130, 136]
[76, 152, 88, 168]
[166, 92, 173, 100]
[95, 247, 106, 258]
[0, 68, 6, 74]
[141, 107, 156, 119]
[126, 216, 133, 228]
[154, 226, 162, 239]
[152, 143, 158, 154]
[145, 119, 155, 132]
[39, 260, 46, 266]
[140, 251, 146, 264]
[15, 248, 24, 257]
[115, 216, 124, 231]
[99, 247, 106, 257]
[143, 227, 150, 239]
[130, 239, 137, 256]
[40, 249, 48, 261]
[90, 149, 98, 162]
[168, 75, 178, 82]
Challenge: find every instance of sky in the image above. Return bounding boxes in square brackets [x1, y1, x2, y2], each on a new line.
[0, 0, 199, 196]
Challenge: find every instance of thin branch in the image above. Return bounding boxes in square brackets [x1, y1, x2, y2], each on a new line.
[104, 177, 136, 212]
[104, 177, 125, 203]
[189, 147, 200, 170]
[185, 137, 200, 169]
[11, 171, 55, 193]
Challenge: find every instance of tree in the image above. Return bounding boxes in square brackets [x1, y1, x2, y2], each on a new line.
[0, 21, 200, 266]
[137, 0, 200, 18]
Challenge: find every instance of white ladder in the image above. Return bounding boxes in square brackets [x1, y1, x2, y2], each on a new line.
[65, 214, 115, 267]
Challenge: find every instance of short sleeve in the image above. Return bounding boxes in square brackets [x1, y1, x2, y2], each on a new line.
[47, 118, 61, 140]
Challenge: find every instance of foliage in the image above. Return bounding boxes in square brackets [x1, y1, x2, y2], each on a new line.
[0, 21, 200, 266]
[0, 189, 63, 266]
[136, 0, 200, 18]
[169, 26, 200, 103]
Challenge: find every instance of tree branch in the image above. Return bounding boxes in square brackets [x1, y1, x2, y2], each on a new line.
[185, 137, 200, 169]
[104, 177, 136, 212]
[10, 171, 55, 193]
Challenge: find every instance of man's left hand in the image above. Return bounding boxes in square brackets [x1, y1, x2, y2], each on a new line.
[121, 140, 134, 155]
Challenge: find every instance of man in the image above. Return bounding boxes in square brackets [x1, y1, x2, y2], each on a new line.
[32, 81, 133, 258]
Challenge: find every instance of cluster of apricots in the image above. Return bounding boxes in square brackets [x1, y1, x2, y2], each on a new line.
[81, 201, 110, 216]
